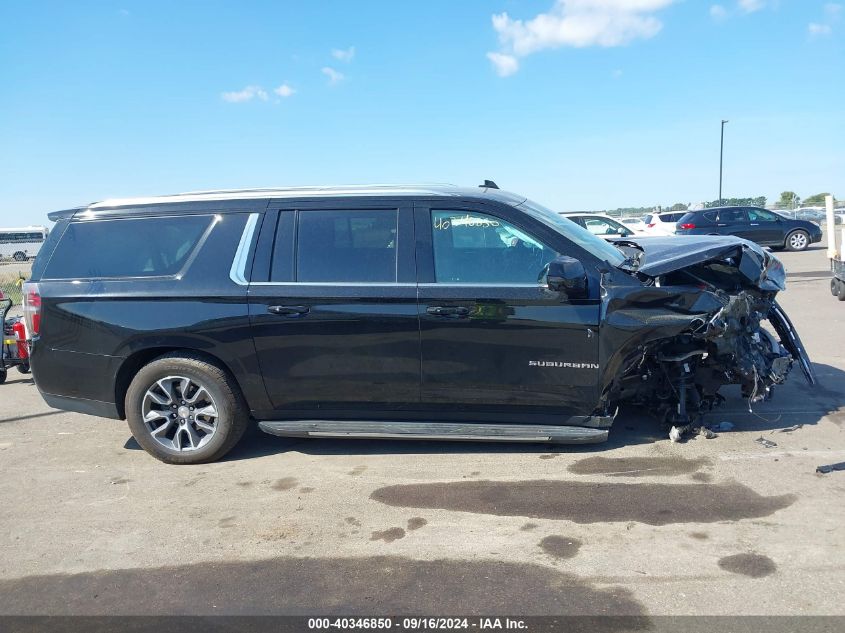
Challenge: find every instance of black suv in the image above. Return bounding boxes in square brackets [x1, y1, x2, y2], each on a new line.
[675, 206, 822, 251]
[24, 185, 814, 463]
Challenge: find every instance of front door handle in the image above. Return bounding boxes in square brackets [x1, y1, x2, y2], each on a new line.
[426, 306, 470, 318]
[268, 305, 310, 317]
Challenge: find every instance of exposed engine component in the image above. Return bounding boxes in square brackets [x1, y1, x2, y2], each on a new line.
[598, 237, 814, 432]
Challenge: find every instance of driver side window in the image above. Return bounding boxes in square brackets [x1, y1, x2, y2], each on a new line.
[431, 210, 559, 284]
[747, 208, 778, 223]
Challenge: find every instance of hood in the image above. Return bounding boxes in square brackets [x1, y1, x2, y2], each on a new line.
[617, 235, 785, 292]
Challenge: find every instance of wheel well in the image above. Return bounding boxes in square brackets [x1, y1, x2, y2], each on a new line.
[114, 347, 243, 419]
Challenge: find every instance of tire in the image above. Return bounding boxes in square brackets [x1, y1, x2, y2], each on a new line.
[125, 353, 249, 464]
[0, 368, 6, 385]
[838, 282, 845, 302]
[17, 362, 30, 374]
[833, 279, 842, 297]
[785, 230, 809, 252]
[12, 251, 26, 262]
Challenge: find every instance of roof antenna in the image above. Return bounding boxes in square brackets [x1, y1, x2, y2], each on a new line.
[480, 179, 499, 189]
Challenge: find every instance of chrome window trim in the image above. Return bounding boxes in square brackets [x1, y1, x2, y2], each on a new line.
[229, 213, 260, 286]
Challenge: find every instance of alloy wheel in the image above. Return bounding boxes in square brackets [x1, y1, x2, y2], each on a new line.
[141, 375, 219, 451]
[789, 232, 808, 250]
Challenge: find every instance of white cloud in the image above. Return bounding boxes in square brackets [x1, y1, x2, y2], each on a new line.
[486, 52, 519, 77]
[808, 3, 841, 37]
[274, 84, 296, 98]
[709, 4, 728, 20]
[322, 66, 344, 85]
[738, 0, 765, 13]
[331, 46, 355, 63]
[486, 0, 676, 76]
[221, 85, 268, 103]
[808, 22, 832, 36]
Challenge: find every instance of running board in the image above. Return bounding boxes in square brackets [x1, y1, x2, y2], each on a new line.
[257, 420, 609, 444]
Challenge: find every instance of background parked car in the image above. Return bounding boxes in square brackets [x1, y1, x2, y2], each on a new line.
[620, 217, 647, 231]
[642, 212, 686, 235]
[561, 213, 645, 239]
[675, 206, 822, 251]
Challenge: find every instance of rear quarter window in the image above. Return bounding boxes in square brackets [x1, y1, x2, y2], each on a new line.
[43, 215, 214, 280]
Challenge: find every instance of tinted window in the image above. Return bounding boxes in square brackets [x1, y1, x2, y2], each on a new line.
[296, 209, 397, 282]
[719, 208, 747, 224]
[43, 215, 213, 279]
[747, 208, 778, 222]
[431, 210, 559, 284]
[0, 232, 44, 243]
[702, 211, 718, 222]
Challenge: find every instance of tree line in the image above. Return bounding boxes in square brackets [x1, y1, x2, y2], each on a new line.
[603, 191, 838, 216]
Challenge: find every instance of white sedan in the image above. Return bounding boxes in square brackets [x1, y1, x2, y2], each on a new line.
[561, 213, 648, 240]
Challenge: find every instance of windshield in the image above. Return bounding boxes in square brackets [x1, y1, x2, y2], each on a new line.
[516, 199, 627, 267]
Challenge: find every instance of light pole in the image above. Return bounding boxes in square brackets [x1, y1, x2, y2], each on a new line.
[719, 119, 729, 206]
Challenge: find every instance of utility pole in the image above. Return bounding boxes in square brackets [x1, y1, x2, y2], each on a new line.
[719, 119, 729, 206]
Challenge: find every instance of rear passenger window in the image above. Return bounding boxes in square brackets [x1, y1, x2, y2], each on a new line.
[43, 215, 213, 280]
[296, 209, 397, 282]
[703, 211, 718, 222]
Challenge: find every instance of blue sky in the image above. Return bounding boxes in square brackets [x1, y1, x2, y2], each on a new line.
[1, 0, 843, 226]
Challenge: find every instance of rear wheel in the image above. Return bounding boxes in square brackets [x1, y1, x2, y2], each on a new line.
[12, 251, 26, 262]
[17, 362, 30, 374]
[785, 230, 809, 252]
[0, 368, 6, 384]
[832, 279, 842, 297]
[125, 353, 249, 464]
[838, 282, 845, 302]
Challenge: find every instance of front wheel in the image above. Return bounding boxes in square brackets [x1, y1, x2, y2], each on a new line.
[785, 230, 809, 252]
[125, 353, 249, 464]
[832, 279, 842, 297]
[838, 282, 845, 302]
[13, 251, 26, 262]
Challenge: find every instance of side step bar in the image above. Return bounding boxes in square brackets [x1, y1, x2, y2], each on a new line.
[258, 420, 609, 445]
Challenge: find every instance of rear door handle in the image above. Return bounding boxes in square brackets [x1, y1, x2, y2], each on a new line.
[268, 305, 310, 317]
[426, 306, 470, 318]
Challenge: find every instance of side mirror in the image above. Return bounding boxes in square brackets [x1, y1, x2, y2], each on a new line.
[546, 256, 588, 298]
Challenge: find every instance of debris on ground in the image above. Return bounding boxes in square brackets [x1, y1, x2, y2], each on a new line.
[816, 462, 845, 474]
[669, 426, 685, 443]
[755, 437, 778, 449]
[699, 427, 716, 439]
[772, 424, 803, 434]
[710, 421, 735, 432]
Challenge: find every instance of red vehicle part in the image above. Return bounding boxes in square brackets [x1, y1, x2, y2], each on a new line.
[12, 320, 28, 359]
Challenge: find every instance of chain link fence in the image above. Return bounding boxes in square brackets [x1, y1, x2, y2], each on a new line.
[0, 267, 28, 307]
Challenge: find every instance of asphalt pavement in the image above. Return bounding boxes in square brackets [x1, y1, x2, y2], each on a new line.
[0, 244, 843, 619]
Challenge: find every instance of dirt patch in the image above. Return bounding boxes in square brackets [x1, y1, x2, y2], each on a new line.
[521, 523, 539, 531]
[348, 466, 367, 476]
[689, 532, 709, 540]
[407, 517, 427, 531]
[345, 517, 362, 527]
[568, 457, 708, 478]
[370, 480, 796, 526]
[718, 553, 777, 578]
[299, 487, 315, 494]
[0, 556, 649, 619]
[690, 472, 712, 483]
[272, 477, 298, 491]
[539, 536, 582, 559]
[370, 528, 406, 543]
[539, 454, 560, 460]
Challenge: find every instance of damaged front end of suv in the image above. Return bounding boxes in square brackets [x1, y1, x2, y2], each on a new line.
[598, 236, 815, 436]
